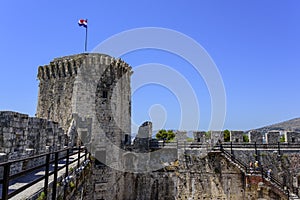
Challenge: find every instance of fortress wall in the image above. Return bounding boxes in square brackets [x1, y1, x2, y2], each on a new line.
[133, 121, 152, 151]
[36, 54, 133, 199]
[193, 131, 206, 143]
[36, 53, 132, 151]
[285, 131, 300, 143]
[249, 130, 263, 143]
[176, 152, 246, 199]
[266, 131, 280, 144]
[230, 131, 244, 143]
[84, 151, 262, 200]
[70, 54, 132, 169]
[36, 55, 82, 131]
[231, 148, 300, 192]
[0, 111, 65, 177]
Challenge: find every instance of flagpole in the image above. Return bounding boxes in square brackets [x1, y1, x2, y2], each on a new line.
[85, 19, 88, 52]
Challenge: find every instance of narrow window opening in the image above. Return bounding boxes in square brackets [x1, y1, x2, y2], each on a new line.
[102, 91, 108, 98]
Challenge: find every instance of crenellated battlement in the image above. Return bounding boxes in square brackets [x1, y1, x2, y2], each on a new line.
[37, 53, 132, 80]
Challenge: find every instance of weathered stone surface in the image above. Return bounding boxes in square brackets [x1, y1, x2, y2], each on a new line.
[193, 131, 206, 143]
[175, 131, 187, 141]
[36, 53, 133, 199]
[230, 130, 244, 143]
[266, 131, 280, 144]
[134, 121, 152, 152]
[284, 131, 300, 143]
[36, 54, 132, 159]
[210, 131, 224, 144]
[0, 111, 65, 178]
[249, 130, 263, 143]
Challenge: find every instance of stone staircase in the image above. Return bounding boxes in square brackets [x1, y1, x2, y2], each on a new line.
[218, 147, 300, 200]
[218, 149, 248, 175]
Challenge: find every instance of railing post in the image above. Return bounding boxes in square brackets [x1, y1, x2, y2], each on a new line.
[64, 148, 69, 200]
[2, 163, 11, 200]
[66, 148, 70, 176]
[261, 166, 264, 183]
[230, 142, 234, 159]
[255, 142, 258, 161]
[277, 142, 281, 156]
[44, 153, 50, 197]
[84, 147, 87, 160]
[52, 152, 59, 200]
[77, 146, 81, 168]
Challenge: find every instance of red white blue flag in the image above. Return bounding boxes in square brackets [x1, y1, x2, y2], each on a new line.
[78, 19, 87, 28]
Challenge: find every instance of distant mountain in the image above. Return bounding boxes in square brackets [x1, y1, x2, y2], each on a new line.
[250, 118, 300, 133]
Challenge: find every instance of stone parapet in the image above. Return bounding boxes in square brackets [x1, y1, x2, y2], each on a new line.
[230, 131, 244, 143]
[211, 131, 224, 144]
[37, 53, 131, 81]
[284, 131, 300, 144]
[133, 121, 153, 152]
[249, 130, 263, 144]
[266, 131, 280, 144]
[0, 111, 65, 178]
[193, 131, 206, 143]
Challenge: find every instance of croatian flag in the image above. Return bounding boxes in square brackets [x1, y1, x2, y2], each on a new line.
[78, 19, 87, 28]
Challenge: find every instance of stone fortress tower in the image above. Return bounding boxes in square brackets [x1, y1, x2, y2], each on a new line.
[36, 53, 132, 164]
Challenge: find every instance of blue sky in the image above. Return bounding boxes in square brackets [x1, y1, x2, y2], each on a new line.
[0, 0, 299, 131]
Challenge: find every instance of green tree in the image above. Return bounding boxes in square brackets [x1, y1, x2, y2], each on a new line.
[156, 129, 175, 142]
[205, 131, 212, 139]
[224, 129, 230, 142]
[280, 135, 285, 143]
[243, 134, 249, 143]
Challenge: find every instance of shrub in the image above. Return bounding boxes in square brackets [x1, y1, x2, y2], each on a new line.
[37, 192, 45, 200]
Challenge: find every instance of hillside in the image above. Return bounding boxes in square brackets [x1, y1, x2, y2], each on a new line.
[251, 117, 300, 133]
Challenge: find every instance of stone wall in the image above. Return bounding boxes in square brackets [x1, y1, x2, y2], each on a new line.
[82, 149, 290, 200]
[249, 130, 263, 143]
[36, 53, 132, 155]
[210, 131, 224, 144]
[231, 147, 300, 194]
[176, 151, 246, 199]
[133, 121, 152, 152]
[266, 131, 280, 144]
[0, 111, 65, 176]
[193, 131, 206, 143]
[175, 131, 187, 141]
[284, 131, 300, 143]
[36, 53, 133, 199]
[36, 55, 78, 132]
[230, 131, 244, 143]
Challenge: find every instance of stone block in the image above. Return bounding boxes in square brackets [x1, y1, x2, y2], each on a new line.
[230, 131, 244, 143]
[266, 131, 280, 144]
[193, 131, 206, 143]
[210, 131, 224, 144]
[175, 131, 187, 141]
[284, 131, 300, 143]
[249, 131, 263, 144]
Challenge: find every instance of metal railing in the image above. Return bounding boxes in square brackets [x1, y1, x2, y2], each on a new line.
[0, 146, 89, 200]
[217, 144, 290, 198]
[149, 140, 300, 151]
